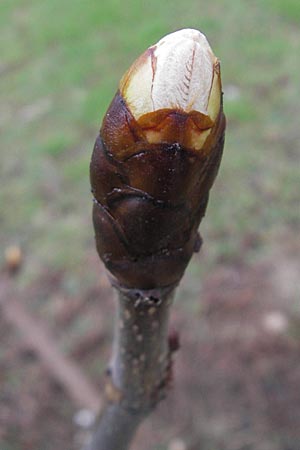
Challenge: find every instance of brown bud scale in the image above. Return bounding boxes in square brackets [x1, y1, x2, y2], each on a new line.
[91, 91, 225, 289]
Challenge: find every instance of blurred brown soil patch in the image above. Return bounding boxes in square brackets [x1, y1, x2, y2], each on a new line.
[0, 245, 299, 450]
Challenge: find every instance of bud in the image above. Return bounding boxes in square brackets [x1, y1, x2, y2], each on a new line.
[120, 29, 221, 150]
[91, 29, 225, 289]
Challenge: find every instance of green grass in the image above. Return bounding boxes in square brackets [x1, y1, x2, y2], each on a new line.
[1, 0, 299, 284]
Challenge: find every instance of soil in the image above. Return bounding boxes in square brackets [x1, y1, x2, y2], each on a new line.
[0, 241, 299, 450]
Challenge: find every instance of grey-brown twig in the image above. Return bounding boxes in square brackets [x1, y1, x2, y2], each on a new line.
[86, 28, 225, 450]
[83, 285, 177, 450]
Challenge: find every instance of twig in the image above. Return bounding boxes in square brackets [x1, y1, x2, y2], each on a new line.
[83, 285, 178, 450]
[86, 28, 225, 449]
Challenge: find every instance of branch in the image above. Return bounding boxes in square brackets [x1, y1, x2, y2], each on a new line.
[86, 28, 225, 450]
[84, 285, 177, 450]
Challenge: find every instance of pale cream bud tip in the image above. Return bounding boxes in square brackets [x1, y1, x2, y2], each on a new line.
[120, 28, 221, 121]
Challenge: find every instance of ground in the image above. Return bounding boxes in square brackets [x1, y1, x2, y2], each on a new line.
[1, 0, 300, 449]
[1, 237, 299, 450]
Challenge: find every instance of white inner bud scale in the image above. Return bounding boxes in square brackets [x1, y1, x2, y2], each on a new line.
[120, 28, 220, 121]
[151, 29, 215, 113]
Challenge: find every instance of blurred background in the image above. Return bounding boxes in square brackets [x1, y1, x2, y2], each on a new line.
[1, 0, 299, 449]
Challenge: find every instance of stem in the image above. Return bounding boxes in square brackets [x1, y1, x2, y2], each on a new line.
[83, 284, 178, 450]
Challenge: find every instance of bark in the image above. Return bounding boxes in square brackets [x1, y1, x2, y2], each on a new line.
[83, 283, 178, 450]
